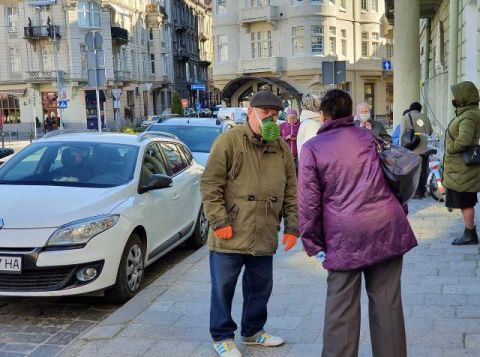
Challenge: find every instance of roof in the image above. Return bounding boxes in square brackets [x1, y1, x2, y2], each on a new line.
[39, 132, 175, 146]
[152, 117, 234, 127]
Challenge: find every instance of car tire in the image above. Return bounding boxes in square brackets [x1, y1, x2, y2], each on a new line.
[106, 233, 145, 304]
[189, 205, 209, 248]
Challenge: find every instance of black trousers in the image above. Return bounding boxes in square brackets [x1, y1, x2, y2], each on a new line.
[416, 154, 429, 195]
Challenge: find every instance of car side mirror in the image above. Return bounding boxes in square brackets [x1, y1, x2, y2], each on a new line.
[139, 174, 172, 193]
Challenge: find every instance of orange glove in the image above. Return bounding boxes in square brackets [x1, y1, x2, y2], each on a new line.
[282, 233, 297, 251]
[214, 225, 233, 239]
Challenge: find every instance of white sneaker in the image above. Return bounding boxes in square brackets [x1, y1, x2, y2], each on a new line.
[241, 331, 284, 347]
[213, 339, 242, 357]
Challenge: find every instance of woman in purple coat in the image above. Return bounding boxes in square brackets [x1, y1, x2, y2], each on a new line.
[298, 90, 417, 357]
[279, 108, 300, 171]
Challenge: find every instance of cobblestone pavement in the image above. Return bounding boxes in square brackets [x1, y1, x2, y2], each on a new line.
[65, 198, 480, 357]
[0, 246, 196, 357]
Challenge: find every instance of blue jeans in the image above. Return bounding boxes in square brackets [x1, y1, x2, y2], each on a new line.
[209, 251, 273, 341]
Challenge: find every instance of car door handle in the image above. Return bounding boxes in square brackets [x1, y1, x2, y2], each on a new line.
[172, 193, 181, 201]
[193, 180, 199, 187]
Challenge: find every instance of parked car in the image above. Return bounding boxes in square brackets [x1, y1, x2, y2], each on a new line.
[0, 131, 206, 302]
[0, 148, 14, 166]
[183, 108, 196, 117]
[212, 105, 222, 118]
[217, 107, 248, 124]
[141, 115, 161, 128]
[146, 117, 235, 166]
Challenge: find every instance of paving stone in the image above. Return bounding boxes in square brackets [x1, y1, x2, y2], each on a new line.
[465, 333, 480, 348]
[65, 321, 96, 333]
[143, 340, 201, 357]
[1, 335, 49, 345]
[28, 345, 63, 357]
[100, 337, 156, 356]
[133, 310, 182, 326]
[80, 324, 125, 341]
[0, 344, 36, 354]
[46, 332, 79, 346]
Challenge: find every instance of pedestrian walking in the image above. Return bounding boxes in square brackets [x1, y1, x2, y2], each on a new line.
[399, 102, 433, 198]
[354, 102, 391, 143]
[298, 89, 417, 357]
[200, 90, 299, 357]
[296, 93, 323, 160]
[443, 81, 480, 245]
[280, 108, 300, 172]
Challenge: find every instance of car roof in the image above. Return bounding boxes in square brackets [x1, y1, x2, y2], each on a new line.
[152, 117, 234, 127]
[38, 131, 181, 146]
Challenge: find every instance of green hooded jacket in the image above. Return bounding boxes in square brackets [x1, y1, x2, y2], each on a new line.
[200, 122, 298, 256]
[443, 81, 480, 192]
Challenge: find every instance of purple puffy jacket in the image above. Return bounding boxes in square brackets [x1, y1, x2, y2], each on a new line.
[298, 116, 417, 271]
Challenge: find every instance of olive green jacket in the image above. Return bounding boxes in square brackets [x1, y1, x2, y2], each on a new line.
[443, 81, 480, 192]
[200, 122, 299, 256]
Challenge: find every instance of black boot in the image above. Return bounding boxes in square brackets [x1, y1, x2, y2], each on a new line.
[452, 227, 479, 245]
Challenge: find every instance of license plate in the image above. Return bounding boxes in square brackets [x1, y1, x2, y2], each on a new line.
[0, 256, 22, 274]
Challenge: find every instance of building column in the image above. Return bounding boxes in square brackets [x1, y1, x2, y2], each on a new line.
[393, 0, 420, 125]
[448, 0, 459, 119]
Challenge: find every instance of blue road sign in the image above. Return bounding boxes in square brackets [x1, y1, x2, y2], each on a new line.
[382, 60, 392, 71]
[191, 84, 205, 91]
[195, 102, 201, 112]
[58, 100, 68, 109]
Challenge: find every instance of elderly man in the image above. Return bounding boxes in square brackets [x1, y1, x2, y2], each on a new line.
[354, 102, 391, 143]
[200, 90, 299, 357]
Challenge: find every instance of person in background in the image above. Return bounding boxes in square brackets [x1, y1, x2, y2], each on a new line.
[201, 90, 298, 357]
[392, 109, 410, 146]
[296, 94, 324, 160]
[400, 102, 433, 198]
[354, 102, 391, 143]
[280, 108, 300, 171]
[298, 89, 417, 357]
[443, 81, 480, 245]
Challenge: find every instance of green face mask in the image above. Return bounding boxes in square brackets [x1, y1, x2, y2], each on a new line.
[255, 113, 280, 142]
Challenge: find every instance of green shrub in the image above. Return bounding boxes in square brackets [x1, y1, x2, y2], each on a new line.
[171, 91, 184, 116]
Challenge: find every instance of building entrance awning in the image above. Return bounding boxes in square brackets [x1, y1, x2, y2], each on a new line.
[221, 77, 303, 101]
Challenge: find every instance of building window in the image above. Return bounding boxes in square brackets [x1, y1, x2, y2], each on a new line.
[292, 27, 304, 56]
[329, 26, 336, 54]
[387, 44, 393, 58]
[216, 0, 227, 14]
[292, 0, 303, 5]
[311, 25, 324, 54]
[186, 63, 190, 82]
[8, 48, 20, 75]
[341, 29, 347, 56]
[216, 35, 228, 63]
[371, 0, 378, 12]
[251, 31, 272, 58]
[361, 0, 367, 11]
[250, 0, 271, 7]
[372, 32, 379, 57]
[40, 45, 54, 72]
[0, 95, 21, 124]
[6, 6, 18, 32]
[151, 54, 155, 74]
[309, 0, 323, 4]
[80, 44, 87, 78]
[361, 32, 369, 57]
[77, 1, 101, 28]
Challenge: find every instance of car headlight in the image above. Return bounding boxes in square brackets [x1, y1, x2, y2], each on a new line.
[47, 215, 120, 247]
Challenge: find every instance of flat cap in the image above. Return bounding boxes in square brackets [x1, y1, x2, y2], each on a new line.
[250, 91, 284, 111]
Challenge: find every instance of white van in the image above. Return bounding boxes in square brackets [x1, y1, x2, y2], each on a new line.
[217, 107, 248, 124]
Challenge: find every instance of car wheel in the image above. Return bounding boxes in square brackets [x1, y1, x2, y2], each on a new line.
[189, 205, 209, 248]
[106, 233, 145, 304]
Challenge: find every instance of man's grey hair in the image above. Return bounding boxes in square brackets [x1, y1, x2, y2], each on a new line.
[356, 102, 370, 113]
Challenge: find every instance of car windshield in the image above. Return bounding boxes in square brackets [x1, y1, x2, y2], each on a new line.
[148, 125, 221, 153]
[0, 142, 139, 188]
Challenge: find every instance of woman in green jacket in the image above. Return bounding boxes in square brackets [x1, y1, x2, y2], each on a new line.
[444, 81, 480, 245]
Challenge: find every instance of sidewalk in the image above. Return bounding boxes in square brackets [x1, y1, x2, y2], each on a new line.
[66, 198, 480, 357]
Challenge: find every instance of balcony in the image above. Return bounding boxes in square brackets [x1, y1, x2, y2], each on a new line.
[111, 27, 129, 45]
[238, 57, 282, 74]
[174, 21, 187, 32]
[26, 71, 63, 82]
[114, 70, 132, 82]
[24, 25, 60, 40]
[174, 49, 190, 62]
[239, 4, 279, 29]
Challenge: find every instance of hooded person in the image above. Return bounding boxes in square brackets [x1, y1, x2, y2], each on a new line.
[297, 93, 323, 160]
[443, 80, 480, 245]
[354, 102, 392, 143]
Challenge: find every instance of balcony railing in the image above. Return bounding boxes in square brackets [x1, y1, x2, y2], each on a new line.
[239, 4, 279, 26]
[174, 49, 189, 61]
[24, 25, 60, 40]
[27, 71, 62, 81]
[111, 27, 129, 45]
[114, 70, 132, 81]
[238, 57, 281, 73]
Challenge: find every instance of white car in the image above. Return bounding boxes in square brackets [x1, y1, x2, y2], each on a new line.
[217, 107, 248, 124]
[0, 131, 207, 302]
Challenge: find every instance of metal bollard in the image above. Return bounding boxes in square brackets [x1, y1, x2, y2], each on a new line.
[8, 132, 12, 143]
[16, 130, 19, 140]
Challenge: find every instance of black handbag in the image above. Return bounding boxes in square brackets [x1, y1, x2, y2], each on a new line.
[370, 132, 422, 204]
[401, 113, 421, 150]
[447, 127, 480, 165]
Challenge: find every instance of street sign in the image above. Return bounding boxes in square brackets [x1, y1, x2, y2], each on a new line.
[113, 100, 121, 109]
[382, 60, 392, 71]
[195, 102, 201, 112]
[322, 61, 347, 85]
[191, 84, 205, 91]
[181, 99, 189, 108]
[58, 100, 68, 109]
[112, 88, 122, 100]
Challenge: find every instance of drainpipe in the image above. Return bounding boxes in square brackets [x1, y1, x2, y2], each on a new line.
[447, 0, 459, 119]
[424, 18, 431, 81]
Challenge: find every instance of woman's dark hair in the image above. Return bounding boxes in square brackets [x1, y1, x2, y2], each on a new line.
[409, 102, 422, 112]
[319, 90, 352, 119]
[402, 109, 410, 116]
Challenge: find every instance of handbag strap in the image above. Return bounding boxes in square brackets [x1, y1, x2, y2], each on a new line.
[446, 123, 455, 141]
